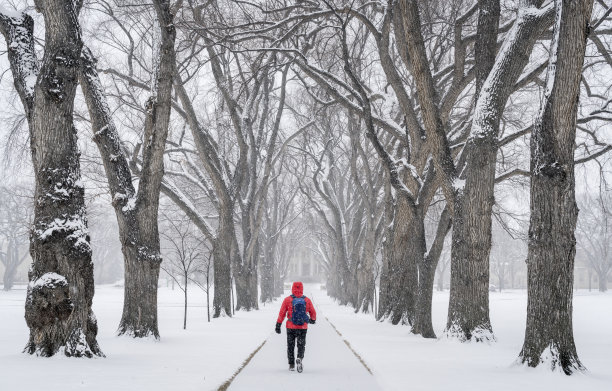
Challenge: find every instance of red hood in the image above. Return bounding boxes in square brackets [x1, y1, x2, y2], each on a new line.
[292, 281, 303, 297]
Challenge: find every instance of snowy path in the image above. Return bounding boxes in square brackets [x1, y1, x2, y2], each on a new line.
[227, 314, 382, 390]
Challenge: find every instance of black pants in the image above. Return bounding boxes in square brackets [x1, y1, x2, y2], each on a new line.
[286, 328, 307, 365]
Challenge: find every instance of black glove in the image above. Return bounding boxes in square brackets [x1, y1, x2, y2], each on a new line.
[309, 319, 316, 325]
[275, 323, 281, 334]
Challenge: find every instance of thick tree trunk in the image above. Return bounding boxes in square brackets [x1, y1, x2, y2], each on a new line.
[518, 0, 593, 374]
[377, 196, 421, 325]
[413, 258, 436, 338]
[117, 242, 161, 338]
[23, 0, 102, 357]
[212, 210, 233, 317]
[234, 264, 258, 311]
[447, 150, 496, 342]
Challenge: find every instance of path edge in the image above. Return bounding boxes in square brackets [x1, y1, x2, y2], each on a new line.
[217, 338, 268, 391]
[325, 317, 373, 375]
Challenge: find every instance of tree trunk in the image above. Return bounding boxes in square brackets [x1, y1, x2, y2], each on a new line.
[206, 276, 211, 323]
[447, 145, 496, 342]
[260, 239, 276, 303]
[184, 273, 188, 330]
[413, 257, 437, 338]
[377, 196, 421, 325]
[598, 272, 608, 292]
[234, 262, 258, 311]
[212, 209, 233, 317]
[437, 267, 445, 291]
[518, 0, 593, 374]
[413, 207, 452, 338]
[117, 242, 161, 338]
[357, 222, 376, 313]
[3, 262, 17, 291]
[23, 0, 101, 357]
[274, 264, 284, 297]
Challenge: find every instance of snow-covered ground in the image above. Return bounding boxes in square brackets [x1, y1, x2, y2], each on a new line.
[314, 286, 612, 391]
[0, 285, 281, 391]
[1, 284, 611, 391]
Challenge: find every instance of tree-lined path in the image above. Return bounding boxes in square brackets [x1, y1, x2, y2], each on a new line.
[227, 293, 382, 391]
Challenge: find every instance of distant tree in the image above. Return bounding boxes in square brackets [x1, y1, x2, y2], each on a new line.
[0, 185, 32, 290]
[193, 251, 213, 323]
[161, 214, 208, 330]
[576, 191, 612, 292]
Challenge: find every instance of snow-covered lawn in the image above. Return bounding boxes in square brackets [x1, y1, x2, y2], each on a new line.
[0, 285, 280, 391]
[315, 287, 612, 391]
[1, 284, 611, 391]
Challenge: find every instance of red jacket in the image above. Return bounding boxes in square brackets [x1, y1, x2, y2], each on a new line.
[277, 282, 316, 329]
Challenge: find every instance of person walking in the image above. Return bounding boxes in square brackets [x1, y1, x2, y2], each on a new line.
[275, 281, 317, 372]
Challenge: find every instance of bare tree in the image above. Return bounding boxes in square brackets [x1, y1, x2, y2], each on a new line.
[518, 0, 594, 374]
[160, 213, 207, 329]
[576, 191, 612, 292]
[0, 184, 32, 290]
[78, 0, 177, 338]
[1, 0, 102, 357]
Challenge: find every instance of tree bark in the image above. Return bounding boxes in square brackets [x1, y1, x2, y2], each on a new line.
[20, 0, 102, 357]
[518, 0, 593, 374]
[212, 209, 233, 317]
[413, 207, 452, 338]
[377, 195, 420, 325]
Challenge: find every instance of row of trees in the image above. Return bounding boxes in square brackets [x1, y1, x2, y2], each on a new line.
[0, 0, 308, 356]
[0, 0, 610, 376]
[209, 0, 608, 374]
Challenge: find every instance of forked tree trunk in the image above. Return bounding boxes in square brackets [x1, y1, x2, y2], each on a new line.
[78, 0, 176, 339]
[446, 0, 554, 342]
[22, 0, 102, 357]
[519, 0, 593, 374]
[413, 207, 452, 338]
[79, 53, 164, 338]
[116, 0, 176, 338]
